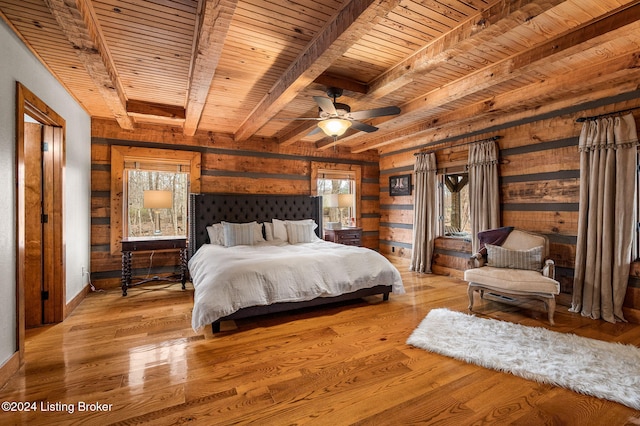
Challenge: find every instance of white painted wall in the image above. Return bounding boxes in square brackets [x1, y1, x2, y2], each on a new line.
[0, 20, 91, 367]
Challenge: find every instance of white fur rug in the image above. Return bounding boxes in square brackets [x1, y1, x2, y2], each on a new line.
[406, 308, 640, 410]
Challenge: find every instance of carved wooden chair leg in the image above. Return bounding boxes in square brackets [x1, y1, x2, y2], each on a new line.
[467, 285, 475, 311]
[547, 297, 556, 326]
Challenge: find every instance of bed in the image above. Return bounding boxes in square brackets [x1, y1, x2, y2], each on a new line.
[188, 193, 404, 333]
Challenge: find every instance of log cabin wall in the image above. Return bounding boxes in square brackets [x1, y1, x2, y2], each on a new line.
[90, 118, 381, 289]
[378, 94, 640, 322]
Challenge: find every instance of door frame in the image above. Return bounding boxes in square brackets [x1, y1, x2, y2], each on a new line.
[16, 82, 66, 361]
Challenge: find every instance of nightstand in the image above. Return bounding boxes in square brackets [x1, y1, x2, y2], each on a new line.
[121, 237, 188, 296]
[324, 227, 362, 246]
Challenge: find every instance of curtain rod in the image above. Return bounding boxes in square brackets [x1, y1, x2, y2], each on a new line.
[576, 107, 638, 122]
[414, 135, 501, 156]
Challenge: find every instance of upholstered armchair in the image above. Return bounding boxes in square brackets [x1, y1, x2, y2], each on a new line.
[464, 228, 560, 325]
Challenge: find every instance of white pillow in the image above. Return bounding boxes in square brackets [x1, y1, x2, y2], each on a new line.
[285, 221, 318, 244]
[285, 219, 316, 225]
[264, 222, 274, 241]
[222, 221, 255, 247]
[206, 223, 224, 245]
[254, 222, 265, 243]
[271, 218, 288, 241]
[486, 243, 543, 271]
[285, 219, 317, 232]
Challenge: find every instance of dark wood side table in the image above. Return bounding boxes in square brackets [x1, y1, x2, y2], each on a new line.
[121, 237, 188, 296]
[324, 227, 362, 246]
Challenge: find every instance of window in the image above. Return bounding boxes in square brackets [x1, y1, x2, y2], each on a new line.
[110, 146, 201, 254]
[311, 162, 361, 228]
[317, 173, 356, 227]
[440, 169, 471, 238]
[125, 169, 189, 238]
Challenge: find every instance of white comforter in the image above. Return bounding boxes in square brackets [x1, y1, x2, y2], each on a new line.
[188, 239, 404, 331]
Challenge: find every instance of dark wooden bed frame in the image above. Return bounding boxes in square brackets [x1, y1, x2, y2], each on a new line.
[188, 193, 393, 333]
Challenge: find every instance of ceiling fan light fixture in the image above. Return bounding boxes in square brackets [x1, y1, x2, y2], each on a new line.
[317, 118, 351, 138]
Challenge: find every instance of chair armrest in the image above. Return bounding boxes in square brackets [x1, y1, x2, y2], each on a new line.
[543, 259, 555, 279]
[468, 252, 486, 269]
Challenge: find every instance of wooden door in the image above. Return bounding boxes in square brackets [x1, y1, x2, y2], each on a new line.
[41, 125, 63, 324]
[22, 122, 61, 327]
[23, 122, 43, 327]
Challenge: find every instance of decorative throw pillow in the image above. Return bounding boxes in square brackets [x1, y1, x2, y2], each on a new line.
[485, 244, 543, 271]
[271, 218, 288, 241]
[285, 219, 316, 225]
[222, 221, 255, 247]
[254, 222, 265, 243]
[206, 223, 224, 245]
[264, 222, 274, 241]
[285, 221, 318, 244]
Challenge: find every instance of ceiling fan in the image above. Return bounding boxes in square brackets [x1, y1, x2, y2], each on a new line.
[291, 87, 401, 139]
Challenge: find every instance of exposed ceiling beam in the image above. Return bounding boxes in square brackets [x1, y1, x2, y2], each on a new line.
[314, 0, 567, 150]
[126, 100, 186, 120]
[352, 49, 640, 153]
[383, 79, 640, 158]
[368, 0, 566, 99]
[233, 0, 401, 142]
[43, 0, 133, 130]
[278, 121, 319, 146]
[184, 0, 238, 136]
[332, 2, 640, 152]
[313, 73, 369, 94]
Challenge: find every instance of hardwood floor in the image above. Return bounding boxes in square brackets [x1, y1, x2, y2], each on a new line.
[2, 258, 640, 425]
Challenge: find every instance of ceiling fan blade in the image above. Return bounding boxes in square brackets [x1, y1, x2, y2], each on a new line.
[347, 105, 400, 120]
[313, 96, 337, 115]
[306, 126, 323, 136]
[350, 120, 378, 133]
[272, 117, 321, 121]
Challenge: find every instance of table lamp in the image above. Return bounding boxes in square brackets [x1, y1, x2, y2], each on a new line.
[144, 190, 173, 235]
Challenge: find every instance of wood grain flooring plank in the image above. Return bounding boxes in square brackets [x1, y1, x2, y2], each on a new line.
[1, 258, 639, 424]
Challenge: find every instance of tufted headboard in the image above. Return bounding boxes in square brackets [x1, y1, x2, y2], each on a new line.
[188, 193, 322, 257]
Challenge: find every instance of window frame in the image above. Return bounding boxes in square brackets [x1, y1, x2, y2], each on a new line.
[110, 146, 201, 255]
[311, 162, 362, 227]
[438, 165, 471, 238]
[124, 169, 190, 238]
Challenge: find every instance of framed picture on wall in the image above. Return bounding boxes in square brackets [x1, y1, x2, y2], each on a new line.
[389, 174, 411, 196]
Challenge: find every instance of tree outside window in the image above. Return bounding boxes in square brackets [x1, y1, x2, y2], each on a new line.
[126, 170, 188, 238]
[317, 175, 356, 227]
[310, 162, 361, 229]
[441, 172, 471, 237]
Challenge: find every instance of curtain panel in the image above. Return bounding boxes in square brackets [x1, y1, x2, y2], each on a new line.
[410, 152, 437, 273]
[468, 141, 500, 254]
[571, 113, 638, 323]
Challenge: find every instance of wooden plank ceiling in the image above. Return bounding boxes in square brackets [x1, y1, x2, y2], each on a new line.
[2, 0, 640, 153]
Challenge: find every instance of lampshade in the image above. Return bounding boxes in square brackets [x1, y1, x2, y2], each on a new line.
[323, 194, 339, 208]
[338, 193, 353, 208]
[317, 118, 352, 137]
[143, 190, 173, 209]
